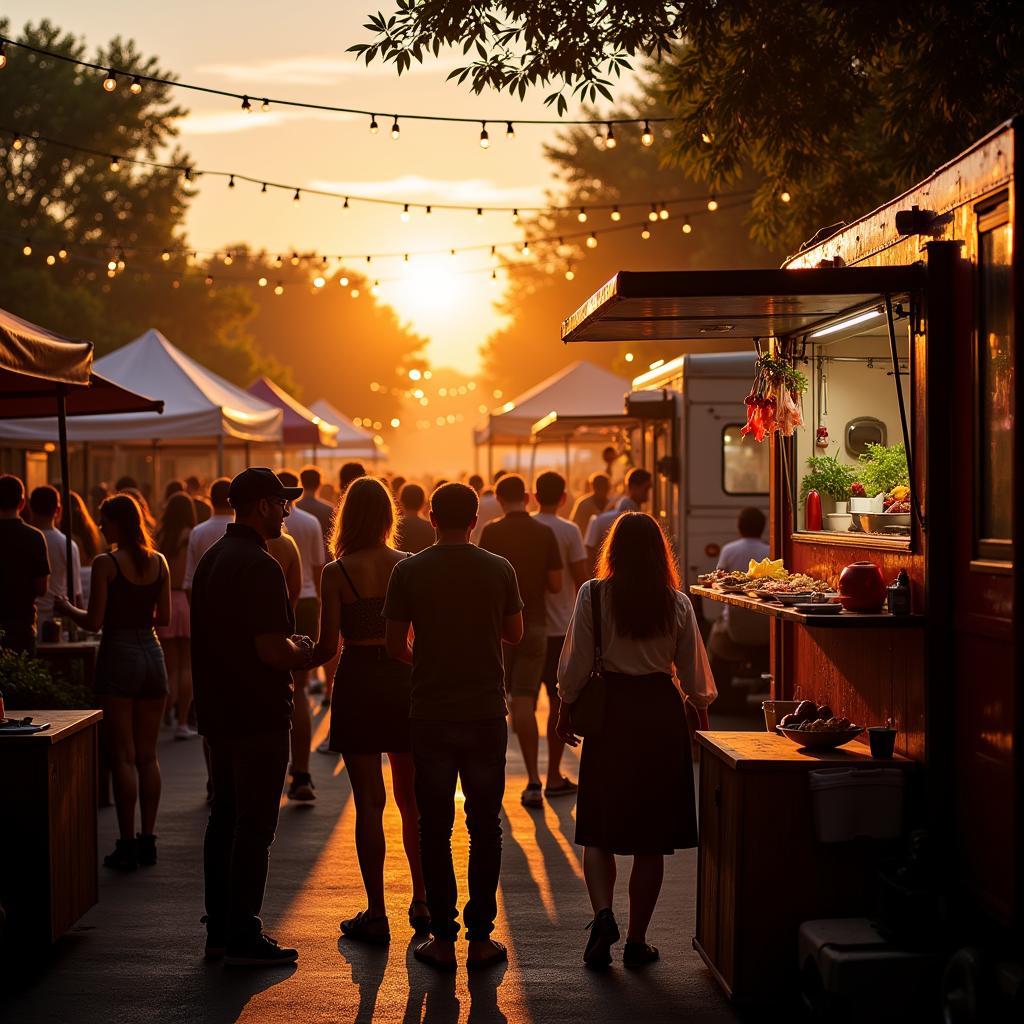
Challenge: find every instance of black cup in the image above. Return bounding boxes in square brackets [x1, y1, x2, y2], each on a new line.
[868, 726, 897, 758]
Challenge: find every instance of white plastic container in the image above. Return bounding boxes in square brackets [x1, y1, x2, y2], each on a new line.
[849, 495, 884, 513]
[808, 767, 905, 842]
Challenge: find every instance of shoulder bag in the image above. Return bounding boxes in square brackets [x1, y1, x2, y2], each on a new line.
[568, 582, 606, 736]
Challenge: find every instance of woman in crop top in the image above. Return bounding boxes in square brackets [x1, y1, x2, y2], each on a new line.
[312, 477, 426, 944]
[58, 493, 171, 872]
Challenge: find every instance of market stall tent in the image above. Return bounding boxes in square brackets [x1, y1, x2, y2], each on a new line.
[247, 376, 339, 449]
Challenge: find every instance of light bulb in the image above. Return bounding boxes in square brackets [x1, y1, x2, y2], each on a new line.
[682, 219, 692, 234]
[400, 204, 410, 223]
[46, 254, 56, 266]
[0, 41, 7, 70]
[258, 276, 268, 287]
[161, 249, 170, 261]
[648, 205, 658, 223]
[260, 98, 270, 112]
[578, 207, 588, 223]
[521, 241, 529, 255]
[109, 156, 121, 172]
[223, 252, 233, 265]
[425, 205, 432, 216]
[565, 267, 575, 281]
[586, 233, 598, 249]
[512, 208, 520, 224]
[390, 117, 400, 140]
[12, 133, 23, 151]
[491, 269, 498, 285]
[350, 287, 360, 298]
[292, 188, 300, 203]
[659, 206, 669, 220]
[275, 255, 283, 267]
[390, 418, 401, 428]
[228, 175, 235, 189]
[343, 197, 350, 213]
[625, 352, 634, 362]
[610, 206, 621, 221]
[260, 182, 267, 194]
[707, 195, 719, 212]
[102, 70, 117, 92]
[274, 283, 284, 295]
[605, 124, 616, 149]
[129, 76, 142, 95]
[479, 122, 489, 149]
[339, 276, 349, 287]
[103, 257, 115, 269]
[290, 252, 300, 266]
[641, 228, 651, 240]
[506, 121, 515, 141]
[58, 249, 68, 260]
[313, 276, 325, 288]
[701, 130, 713, 145]
[780, 190, 792, 203]
[21, 241, 31, 256]
[641, 120, 653, 146]
[371, 280, 380, 295]
[241, 95, 252, 113]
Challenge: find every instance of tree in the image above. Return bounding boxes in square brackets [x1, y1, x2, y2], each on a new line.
[357, 1, 1024, 250]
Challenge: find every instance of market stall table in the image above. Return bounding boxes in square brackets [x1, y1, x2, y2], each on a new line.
[0, 710, 102, 947]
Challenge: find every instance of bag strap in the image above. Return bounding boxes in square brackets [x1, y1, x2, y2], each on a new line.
[590, 581, 604, 672]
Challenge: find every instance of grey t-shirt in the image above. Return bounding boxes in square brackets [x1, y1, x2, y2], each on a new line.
[383, 544, 523, 720]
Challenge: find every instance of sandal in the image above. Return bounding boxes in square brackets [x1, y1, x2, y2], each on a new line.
[543, 777, 578, 798]
[583, 908, 619, 970]
[521, 782, 544, 808]
[413, 939, 457, 973]
[466, 940, 508, 972]
[339, 910, 390, 945]
[409, 899, 431, 935]
[623, 941, 660, 968]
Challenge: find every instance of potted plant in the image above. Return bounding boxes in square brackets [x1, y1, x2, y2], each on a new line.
[857, 442, 910, 498]
[799, 452, 860, 511]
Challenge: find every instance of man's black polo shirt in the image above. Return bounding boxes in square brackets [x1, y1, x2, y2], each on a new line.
[190, 523, 295, 738]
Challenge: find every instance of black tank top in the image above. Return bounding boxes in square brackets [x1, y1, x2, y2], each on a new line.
[104, 553, 163, 629]
[337, 560, 389, 641]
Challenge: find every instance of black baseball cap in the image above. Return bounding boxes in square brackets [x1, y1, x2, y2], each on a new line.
[228, 467, 302, 507]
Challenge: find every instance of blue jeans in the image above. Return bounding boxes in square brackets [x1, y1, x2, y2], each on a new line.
[411, 716, 507, 941]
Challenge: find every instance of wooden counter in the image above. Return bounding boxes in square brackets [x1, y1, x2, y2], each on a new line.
[694, 731, 915, 1004]
[0, 710, 102, 947]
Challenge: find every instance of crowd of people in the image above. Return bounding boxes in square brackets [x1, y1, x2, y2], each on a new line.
[0, 458, 719, 973]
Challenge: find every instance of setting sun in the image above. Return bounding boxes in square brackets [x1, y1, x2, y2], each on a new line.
[387, 257, 463, 319]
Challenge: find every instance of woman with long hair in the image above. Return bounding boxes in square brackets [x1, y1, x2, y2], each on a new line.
[60, 490, 103, 603]
[156, 491, 197, 739]
[312, 476, 427, 943]
[556, 512, 716, 970]
[57, 494, 171, 871]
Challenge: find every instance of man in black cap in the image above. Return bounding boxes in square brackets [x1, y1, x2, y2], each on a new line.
[190, 467, 313, 967]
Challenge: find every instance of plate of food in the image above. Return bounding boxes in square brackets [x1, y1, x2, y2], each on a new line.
[772, 591, 814, 606]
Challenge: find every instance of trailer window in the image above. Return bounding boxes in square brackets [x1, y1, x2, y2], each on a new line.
[722, 426, 769, 494]
[976, 213, 1014, 560]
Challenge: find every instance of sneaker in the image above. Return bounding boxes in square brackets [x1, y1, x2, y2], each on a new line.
[339, 910, 391, 945]
[103, 837, 138, 872]
[174, 724, 197, 741]
[136, 833, 157, 867]
[521, 782, 544, 808]
[583, 908, 620, 970]
[544, 776, 579, 798]
[287, 772, 316, 802]
[315, 738, 335, 756]
[201, 915, 226, 960]
[224, 933, 298, 968]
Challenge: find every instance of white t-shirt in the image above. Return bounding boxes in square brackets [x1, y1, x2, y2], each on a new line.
[470, 493, 501, 545]
[557, 580, 717, 708]
[284, 505, 327, 600]
[38, 527, 82, 619]
[533, 511, 586, 637]
[584, 495, 639, 551]
[183, 513, 232, 590]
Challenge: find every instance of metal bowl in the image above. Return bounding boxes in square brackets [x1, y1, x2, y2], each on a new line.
[854, 511, 911, 534]
[777, 725, 865, 750]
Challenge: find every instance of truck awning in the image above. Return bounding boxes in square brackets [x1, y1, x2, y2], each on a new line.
[561, 266, 926, 344]
[530, 412, 639, 443]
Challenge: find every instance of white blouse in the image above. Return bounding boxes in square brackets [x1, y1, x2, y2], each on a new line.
[557, 580, 718, 709]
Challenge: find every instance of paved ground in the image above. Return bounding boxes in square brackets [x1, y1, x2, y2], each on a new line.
[7, 695, 765, 1024]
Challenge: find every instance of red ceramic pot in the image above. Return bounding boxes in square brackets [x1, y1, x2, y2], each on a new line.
[805, 489, 823, 531]
[838, 561, 887, 612]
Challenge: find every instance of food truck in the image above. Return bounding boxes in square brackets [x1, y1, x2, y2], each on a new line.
[560, 119, 1021, 1018]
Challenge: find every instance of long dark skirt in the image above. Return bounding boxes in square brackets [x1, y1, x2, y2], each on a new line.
[330, 645, 412, 754]
[575, 670, 697, 855]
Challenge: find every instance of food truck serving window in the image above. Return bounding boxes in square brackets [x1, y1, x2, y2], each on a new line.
[976, 201, 1014, 562]
[791, 296, 914, 547]
[722, 425, 770, 495]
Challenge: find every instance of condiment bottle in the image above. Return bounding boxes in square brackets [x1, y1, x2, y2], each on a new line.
[887, 569, 911, 615]
[805, 489, 823, 531]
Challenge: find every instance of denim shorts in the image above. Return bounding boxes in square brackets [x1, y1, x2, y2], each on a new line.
[95, 628, 169, 699]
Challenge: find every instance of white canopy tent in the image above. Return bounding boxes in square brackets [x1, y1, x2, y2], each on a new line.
[0, 329, 283, 475]
[473, 360, 630, 478]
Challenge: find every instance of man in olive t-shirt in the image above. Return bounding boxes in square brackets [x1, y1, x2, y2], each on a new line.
[384, 482, 523, 972]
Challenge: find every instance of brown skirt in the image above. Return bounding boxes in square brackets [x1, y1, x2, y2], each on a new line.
[574, 670, 697, 855]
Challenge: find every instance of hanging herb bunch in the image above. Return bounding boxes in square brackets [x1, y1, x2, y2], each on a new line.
[740, 354, 808, 442]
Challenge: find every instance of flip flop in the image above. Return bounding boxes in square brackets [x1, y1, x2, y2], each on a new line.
[466, 941, 508, 971]
[413, 940, 457, 973]
[543, 777, 578, 797]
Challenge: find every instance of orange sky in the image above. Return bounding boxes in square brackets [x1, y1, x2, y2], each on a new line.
[5, 2, 636, 373]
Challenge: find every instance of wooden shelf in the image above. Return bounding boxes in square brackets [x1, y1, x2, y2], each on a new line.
[690, 585, 925, 629]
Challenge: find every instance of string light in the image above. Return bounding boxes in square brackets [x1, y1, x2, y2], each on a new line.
[223, 251, 233, 265]
[260, 98, 270, 112]
[260, 182, 267, 193]
[241, 95, 252, 113]
[505, 121, 515, 141]
[339, 276, 349, 286]
[371, 280, 380, 295]
[611, 206, 621, 222]
[228, 174, 236, 188]
[780, 190, 792, 203]
[605, 124, 616, 149]
[586, 232, 598, 249]
[292, 188, 300, 203]
[512, 209, 520, 224]
[425, 205, 432, 215]
[45, 254, 56, 266]
[701, 130, 713, 144]
[625, 352, 634, 362]
[313, 275, 325, 288]
[521, 241, 529, 255]
[641, 227, 651, 240]
[707, 195, 719, 212]
[274, 282, 284, 295]
[577, 207, 588, 223]
[343, 197, 350, 213]
[0, 41, 7, 70]
[11, 132, 23, 150]
[274, 255, 283, 268]
[102, 69, 117, 92]
[129, 76, 142, 95]
[648, 204, 658, 223]
[390, 116, 400, 140]
[400, 203, 410, 223]
[369, 115, 379, 135]
[641, 120, 653, 146]
[565, 265, 575, 281]
[479, 122, 489, 149]
[659, 205, 669, 220]
[290, 252, 300, 266]
[351, 287, 360, 298]
[109, 155, 121, 172]
[258, 276, 268, 287]
[476, 208, 483, 218]
[22, 240, 31, 256]
[682, 218, 693, 234]
[58, 248, 67, 260]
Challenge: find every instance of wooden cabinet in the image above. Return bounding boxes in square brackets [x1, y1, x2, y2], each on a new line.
[0, 710, 101, 946]
[694, 731, 914, 1003]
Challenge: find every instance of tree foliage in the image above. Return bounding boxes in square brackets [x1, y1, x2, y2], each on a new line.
[358, 1, 1024, 250]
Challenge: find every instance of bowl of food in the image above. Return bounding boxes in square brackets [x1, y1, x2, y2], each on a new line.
[778, 723, 865, 750]
[855, 511, 911, 534]
[772, 591, 814, 606]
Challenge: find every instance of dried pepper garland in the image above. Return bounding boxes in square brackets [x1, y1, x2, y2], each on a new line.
[741, 355, 808, 441]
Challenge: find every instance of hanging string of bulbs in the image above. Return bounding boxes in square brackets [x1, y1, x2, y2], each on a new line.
[0, 33, 681, 147]
[0, 125, 773, 220]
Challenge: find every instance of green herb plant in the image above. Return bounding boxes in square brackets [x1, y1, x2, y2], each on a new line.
[799, 451, 860, 504]
[857, 442, 910, 497]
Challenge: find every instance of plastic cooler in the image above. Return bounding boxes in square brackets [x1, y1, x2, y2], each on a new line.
[808, 767, 905, 842]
